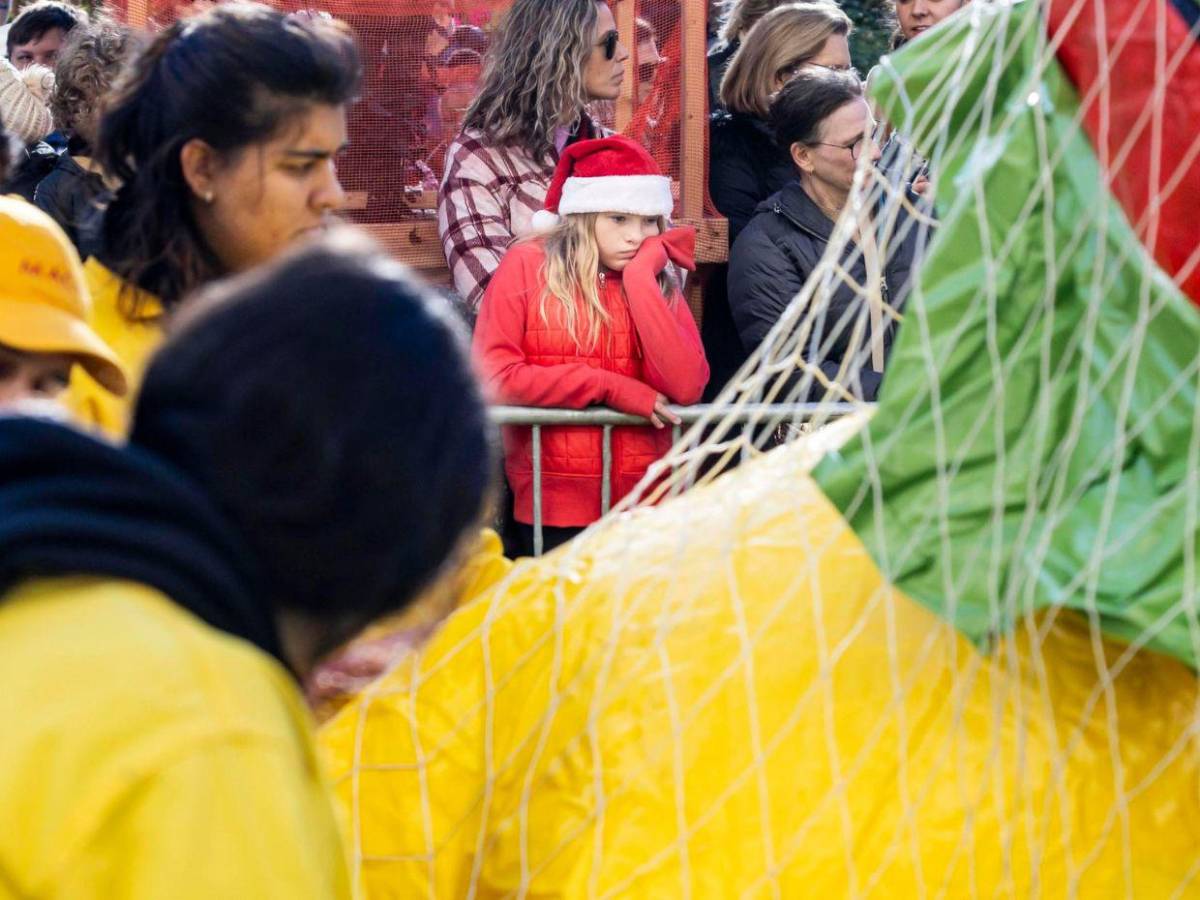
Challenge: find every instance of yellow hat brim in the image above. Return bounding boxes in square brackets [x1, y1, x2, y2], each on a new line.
[0, 299, 128, 396]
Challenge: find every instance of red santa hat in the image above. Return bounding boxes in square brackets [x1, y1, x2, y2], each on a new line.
[530, 135, 674, 233]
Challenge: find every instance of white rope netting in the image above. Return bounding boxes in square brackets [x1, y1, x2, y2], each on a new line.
[323, 2, 1200, 896]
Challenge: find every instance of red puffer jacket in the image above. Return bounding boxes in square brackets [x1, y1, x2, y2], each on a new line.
[473, 228, 710, 527]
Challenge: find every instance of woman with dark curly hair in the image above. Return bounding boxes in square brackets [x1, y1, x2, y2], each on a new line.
[34, 15, 139, 252]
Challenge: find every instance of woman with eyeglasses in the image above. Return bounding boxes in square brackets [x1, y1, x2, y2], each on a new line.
[703, 1, 852, 398]
[337, 12, 448, 221]
[437, 0, 629, 314]
[727, 68, 928, 403]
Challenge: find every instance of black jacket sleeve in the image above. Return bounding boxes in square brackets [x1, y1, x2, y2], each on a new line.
[815, 346, 884, 402]
[33, 168, 78, 246]
[709, 131, 765, 246]
[728, 219, 881, 402]
[3, 142, 58, 203]
[727, 220, 808, 356]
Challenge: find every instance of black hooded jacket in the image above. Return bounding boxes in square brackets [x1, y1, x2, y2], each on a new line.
[34, 140, 109, 254]
[709, 109, 796, 245]
[727, 180, 928, 402]
[702, 109, 798, 399]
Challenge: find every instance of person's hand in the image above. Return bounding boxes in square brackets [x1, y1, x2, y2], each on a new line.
[658, 226, 697, 272]
[631, 226, 697, 275]
[911, 173, 931, 195]
[648, 393, 681, 429]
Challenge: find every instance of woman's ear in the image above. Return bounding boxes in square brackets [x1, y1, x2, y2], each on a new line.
[789, 141, 815, 176]
[179, 138, 220, 204]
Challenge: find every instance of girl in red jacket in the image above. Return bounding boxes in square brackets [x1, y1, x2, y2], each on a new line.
[473, 136, 710, 555]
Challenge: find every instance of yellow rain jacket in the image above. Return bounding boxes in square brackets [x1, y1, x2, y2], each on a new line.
[67, 258, 163, 436]
[322, 419, 1200, 898]
[0, 576, 351, 899]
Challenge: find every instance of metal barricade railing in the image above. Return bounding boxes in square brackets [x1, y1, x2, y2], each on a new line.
[489, 403, 857, 555]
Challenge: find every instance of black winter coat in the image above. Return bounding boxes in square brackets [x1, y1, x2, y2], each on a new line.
[34, 152, 108, 253]
[706, 39, 738, 112]
[709, 109, 795, 245]
[702, 110, 797, 399]
[728, 180, 927, 402]
[3, 141, 58, 202]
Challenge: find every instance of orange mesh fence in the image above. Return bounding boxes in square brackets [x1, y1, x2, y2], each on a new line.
[106, 0, 722, 278]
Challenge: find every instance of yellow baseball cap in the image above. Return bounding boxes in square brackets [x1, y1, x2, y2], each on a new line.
[0, 197, 127, 396]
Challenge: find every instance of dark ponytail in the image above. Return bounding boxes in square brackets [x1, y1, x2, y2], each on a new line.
[770, 67, 864, 151]
[96, 2, 360, 313]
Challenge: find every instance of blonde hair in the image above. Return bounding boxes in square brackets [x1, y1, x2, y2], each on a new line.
[719, 2, 852, 119]
[717, 0, 792, 45]
[464, 0, 602, 164]
[539, 213, 675, 353]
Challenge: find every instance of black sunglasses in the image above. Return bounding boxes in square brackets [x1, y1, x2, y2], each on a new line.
[597, 29, 619, 61]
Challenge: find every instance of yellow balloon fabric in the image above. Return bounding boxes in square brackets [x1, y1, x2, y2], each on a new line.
[321, 423, 1200, 898]
[310, 528, 513, 724]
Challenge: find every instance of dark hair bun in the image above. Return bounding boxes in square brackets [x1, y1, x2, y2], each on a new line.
[131, 230, 494, 640]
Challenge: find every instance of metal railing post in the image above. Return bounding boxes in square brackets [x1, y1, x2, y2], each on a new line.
[492, 403, 861, 556]
[601, 425, 613, 515]
[532, 425, 543, 557]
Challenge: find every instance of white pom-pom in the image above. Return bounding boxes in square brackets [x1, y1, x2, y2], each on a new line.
[20, 64, 54, 104]
[529, 209, 559, 233]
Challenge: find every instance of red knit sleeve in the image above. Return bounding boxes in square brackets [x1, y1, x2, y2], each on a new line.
[621, 231, 710, 405]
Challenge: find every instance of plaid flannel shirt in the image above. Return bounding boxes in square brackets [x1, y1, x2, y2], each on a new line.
[437, 116, 610, 312]
[437, 132, 551, 312]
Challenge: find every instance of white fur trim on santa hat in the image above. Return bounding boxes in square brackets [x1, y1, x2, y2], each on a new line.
[557, 174, 673, 218]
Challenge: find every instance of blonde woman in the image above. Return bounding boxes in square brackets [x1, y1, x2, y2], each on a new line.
[707, 0, 792, 106]
[472, 137, 708, 555]
[438, 0, 630, 313]
[712, 2, 852, 240]
[703, 1, 851, 397]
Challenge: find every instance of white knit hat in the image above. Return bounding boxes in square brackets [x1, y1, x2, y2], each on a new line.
[0, 61, 54, 145]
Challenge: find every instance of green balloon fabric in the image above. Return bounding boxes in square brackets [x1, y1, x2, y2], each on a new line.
[814, 0, 1200, 667]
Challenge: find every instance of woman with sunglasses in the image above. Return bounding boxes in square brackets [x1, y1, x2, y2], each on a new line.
[437, 0, 629, 314]
[727, 68, 928, 403]
[703, 1, 853, 398]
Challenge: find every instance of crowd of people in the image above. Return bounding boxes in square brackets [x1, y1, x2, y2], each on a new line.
[0, 0, 970, 892]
